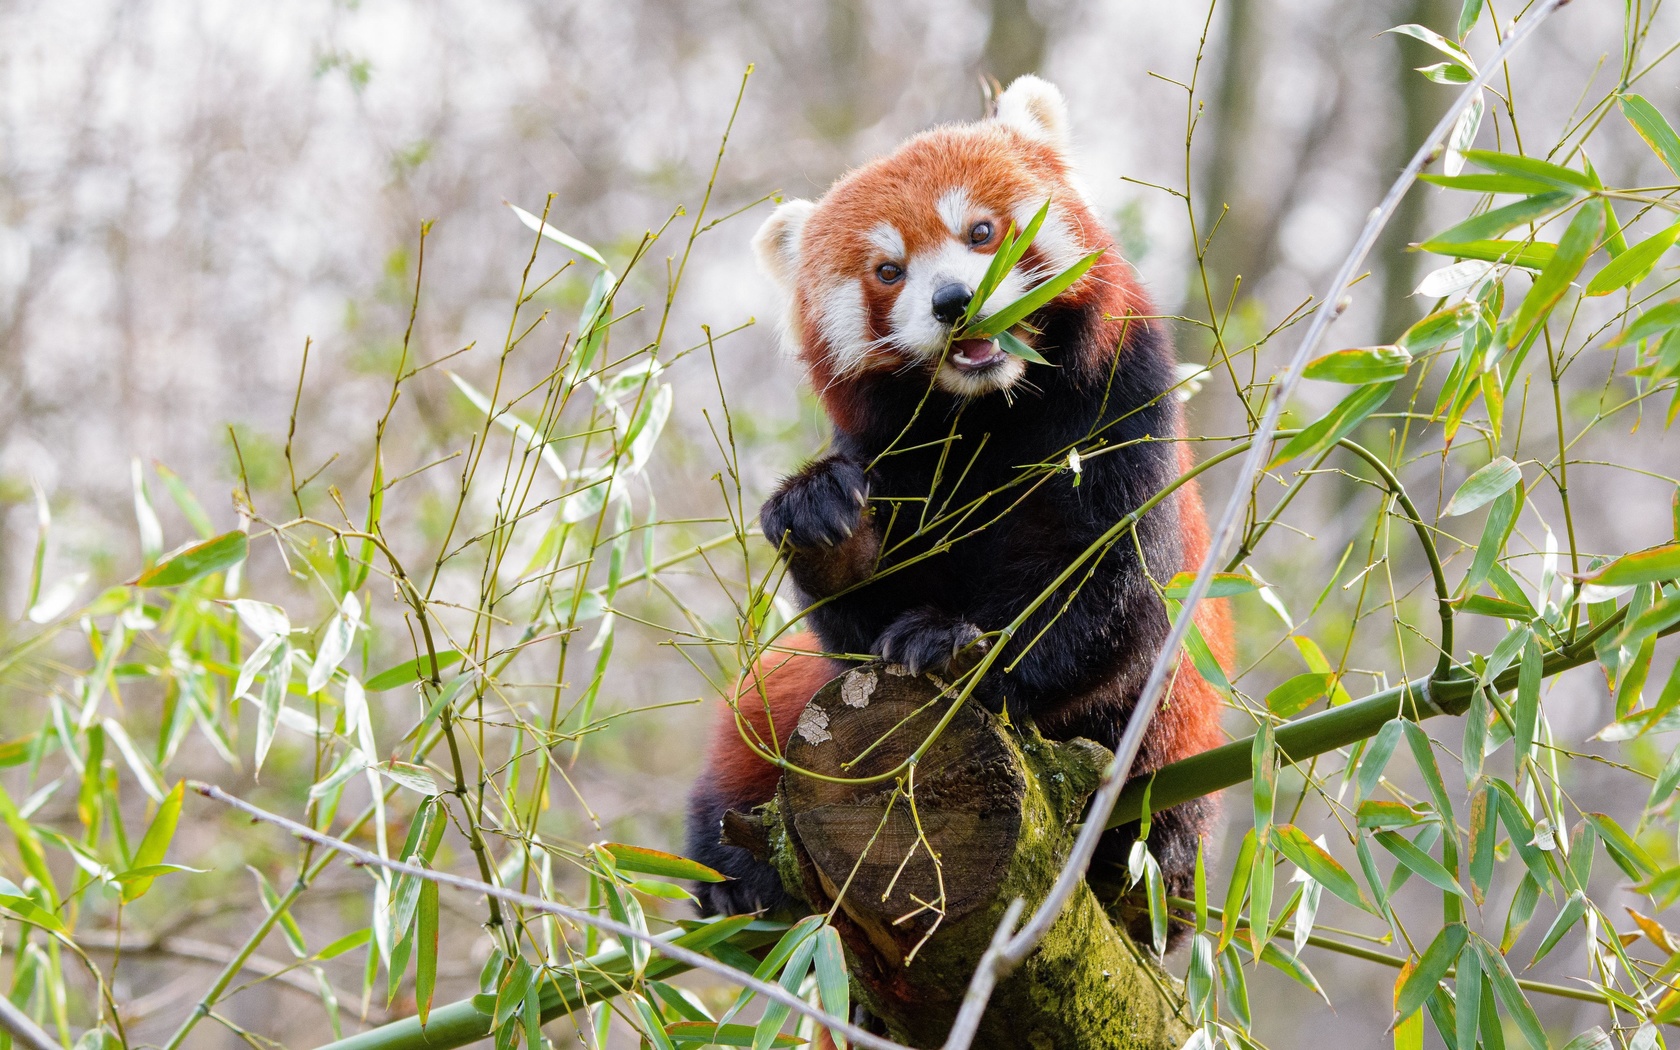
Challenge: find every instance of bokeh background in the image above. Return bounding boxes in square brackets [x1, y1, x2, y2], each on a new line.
[4, 1, 1680, 1047]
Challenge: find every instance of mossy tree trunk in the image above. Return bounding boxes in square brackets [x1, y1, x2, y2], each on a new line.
[729, 665, 1190, 1050]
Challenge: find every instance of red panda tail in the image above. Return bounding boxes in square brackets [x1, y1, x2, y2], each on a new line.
[1147, 445, 1232, 770]
[701, 632, 842, 813]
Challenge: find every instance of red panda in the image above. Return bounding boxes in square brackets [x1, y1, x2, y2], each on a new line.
[685, 75, 1232, 942]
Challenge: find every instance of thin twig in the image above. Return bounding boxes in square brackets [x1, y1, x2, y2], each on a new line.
[187, 781, 908, 1050]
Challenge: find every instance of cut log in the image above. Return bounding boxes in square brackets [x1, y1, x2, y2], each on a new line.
[746, 663, 1190, 1049]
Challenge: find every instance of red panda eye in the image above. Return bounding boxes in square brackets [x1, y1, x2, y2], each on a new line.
[876, 262, 904, 284]
[969, 221, 993, 245]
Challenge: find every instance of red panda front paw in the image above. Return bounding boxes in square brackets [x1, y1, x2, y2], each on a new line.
[761, 455, 870, 551]
[874, 608, 988, 676]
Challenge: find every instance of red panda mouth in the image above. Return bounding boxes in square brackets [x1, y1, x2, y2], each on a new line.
[948, 338, 1007, 372]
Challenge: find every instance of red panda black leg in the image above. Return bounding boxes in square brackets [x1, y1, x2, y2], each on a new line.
[684, 772, 799, 917]
[760, 455, 876, 599]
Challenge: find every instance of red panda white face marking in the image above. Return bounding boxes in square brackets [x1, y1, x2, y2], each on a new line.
[755, 75, 1112, 402]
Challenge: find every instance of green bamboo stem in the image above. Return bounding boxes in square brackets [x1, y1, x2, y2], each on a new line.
[1107, 612, 1673, 830]
[318, 925, 782, 1050]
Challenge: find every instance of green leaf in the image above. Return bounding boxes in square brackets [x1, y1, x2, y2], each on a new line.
[1514, 632, 1543, 775]
[957, 250, 1105, 339]
[1585, 220, 1680, 295]
[1462, 483, 1522, 597]
[1509, 203, 1603, 347]
[1274, 825, 1376, 914]
[1421, 172, 1563, 195]
[416, 880, 438, 1026]
[1462, 149, 1597, 190]
[132, 531, 248, 587]
[1162, 571, 1260, 599]
[813, 926, 848, 1047]
[754, 925, 820, 1050]
[1574, 543, 1680, 587]
[1529, 890, 1586, 967]
[1384, 23, 1476, 70]
[1357, 800, 1432, 829]
[1302, 345, 1414, 384]
[507, 201, 611, 268]
[1583, 812, 1658, 879]
[1475, 937, 1549, 1050]
[1417, 238, 1555, 270]
[1454, 594, 1537, 620]
[1399, 306, 1477, 352]
[1375, 831, 1467, 897]
[122, 781, 184, 902]
[603, 843, 727, 883]
[1620, 94, 1680, 177]
[1394, 923, 1468, 1023]
[1416, 60, 1474, 84]
[1269, 381, 1395, 470]
[1607, 300, 1680, 348]
[365, 650, 466, 692]
[1442, 457, 1522, 517]
[964, 199, 1050, 325]
[1646, 745, 1680, 815]
[1457, 0, 1483, 38]
[1430, 191, 1579, 246]
[996, 328, 1053, 365]
[1265, 673, 1335, 717]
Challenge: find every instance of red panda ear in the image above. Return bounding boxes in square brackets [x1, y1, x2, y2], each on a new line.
[753, 199, 815, 293]
[994, 75, 1070, 152]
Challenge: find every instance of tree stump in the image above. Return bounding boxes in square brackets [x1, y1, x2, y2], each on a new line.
[738, 664, 1190, 1049]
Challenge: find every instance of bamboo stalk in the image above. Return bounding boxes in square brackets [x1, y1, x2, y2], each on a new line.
[1107, 614, 1674, 830]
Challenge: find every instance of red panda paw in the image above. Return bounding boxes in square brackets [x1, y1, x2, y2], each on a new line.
[761, 454, 870, 552]
[871, 607, 977, 667]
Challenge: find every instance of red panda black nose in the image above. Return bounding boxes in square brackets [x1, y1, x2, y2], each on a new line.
[931, 283, 973, 325]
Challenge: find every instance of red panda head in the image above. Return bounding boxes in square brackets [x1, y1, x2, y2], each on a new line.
[755, 76, 1130, 408]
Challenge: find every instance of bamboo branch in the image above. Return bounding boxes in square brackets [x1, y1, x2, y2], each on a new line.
[1106, 614, 1674, 830]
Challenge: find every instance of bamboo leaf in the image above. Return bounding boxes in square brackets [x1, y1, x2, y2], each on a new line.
[1394, 923, 1468, 1023]
[1474, 937, 1549, 1050]
[1462, 149, 1597, 190]
[1269, 381, 1396, 470]
[1417, 238, 1555, 270]
[121, 781, 184, 902]
[1529, 890, 1586, 967]
[1571, 542, 1680, 586]
[1429, 191, 1579, 245]
[132, 531, 248, 587]
[603, 843, 727, 883]
[957, 250, 1104, 339]
[813, 926, 848, 1049]
[1375, 830, 1467, 897]
[1514, 632, 1543, 776]
[365, 650, 465, 692]
[1274, 825, 1376, 914]
[1620, 94, 1680, 177]
[1509, 204, 1603, 347]
[1266, 673, 1335, 718]
[1303, 345, 1414, 384]
[1585, 220, 1680, 295]
[1443, 457, 1521, 517]
[416, 880, 438, 1026]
